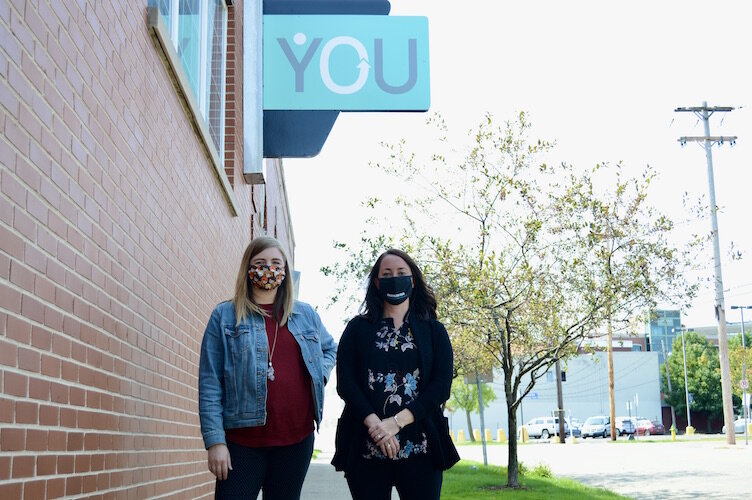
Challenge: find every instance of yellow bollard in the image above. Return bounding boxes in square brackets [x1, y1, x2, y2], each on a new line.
[449, 431, 455, 443]
[473, 429, 481, 441]
[497, 429, 507, 443]
[521, 427, 529, 443]
[748, 423, 752, 436]
[686, 426, 695, 436]
[569, 433, 577, 444]
[457, 429, 466, 443]
[671, 427, 676, 441]
[485, 429, 493, 442]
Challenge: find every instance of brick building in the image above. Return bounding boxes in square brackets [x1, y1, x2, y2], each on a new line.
[1, 0, 293, 497]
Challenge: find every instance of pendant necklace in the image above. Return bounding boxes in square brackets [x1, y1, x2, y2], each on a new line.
[267, 321, 279, 381]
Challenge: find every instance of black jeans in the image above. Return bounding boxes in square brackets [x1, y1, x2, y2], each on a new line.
[216, 434, 314, 499]
[345, 455, 442, 500]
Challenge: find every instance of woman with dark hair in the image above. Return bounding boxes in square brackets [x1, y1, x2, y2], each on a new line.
[198, 236, 337, 499]
[332, 249, 459, 499]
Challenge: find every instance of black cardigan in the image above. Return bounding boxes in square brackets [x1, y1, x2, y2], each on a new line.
[331, 313, 460, 472]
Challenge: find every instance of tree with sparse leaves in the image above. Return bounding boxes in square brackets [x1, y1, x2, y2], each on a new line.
[323, 112, 698, 489]
[552, 161, 702, 440]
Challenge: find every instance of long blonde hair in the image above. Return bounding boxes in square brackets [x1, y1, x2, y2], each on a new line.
[232, 237, 295, 325]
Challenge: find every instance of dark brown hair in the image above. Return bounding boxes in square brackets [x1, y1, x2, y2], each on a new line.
[361, 249, 437, 322]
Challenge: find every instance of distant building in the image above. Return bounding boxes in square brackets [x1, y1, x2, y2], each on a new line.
[581, 333, 648, 352]
[646, 309, 682, 364]
[685, 323, 742, 345]
[450, 352, 662, 438]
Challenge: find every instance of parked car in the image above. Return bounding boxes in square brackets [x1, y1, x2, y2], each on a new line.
[615, 416, 636, 436]
[581, 415, 610, 438]
[567, 417, 582, 438]
[636, 419, 665, 436]
[524, 417, 570, 439]
[722, 417, 749, 434]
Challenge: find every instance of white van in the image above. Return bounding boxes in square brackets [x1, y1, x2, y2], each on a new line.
[524, 416, 570, 439]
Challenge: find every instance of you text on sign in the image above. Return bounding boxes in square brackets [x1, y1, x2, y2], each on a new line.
[263, 15, 430, 111]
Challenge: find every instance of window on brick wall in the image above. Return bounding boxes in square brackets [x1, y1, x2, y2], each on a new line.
[156, 0, 227, 159]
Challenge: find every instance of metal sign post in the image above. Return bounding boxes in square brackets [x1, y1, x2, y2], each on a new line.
[681, 328, 692, 430]
[626, 401, 634, 440]
[465, 371, 492, 465]
[634, 393, 639, 440]
[475, 373, 488, 466]
[731, 305, 750, 446]
[742, 379, 749, 446]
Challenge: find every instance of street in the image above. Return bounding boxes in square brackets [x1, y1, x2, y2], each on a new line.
[458, 438, 752, 499]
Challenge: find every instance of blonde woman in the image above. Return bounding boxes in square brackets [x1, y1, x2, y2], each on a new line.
[199, 236, 337, 499]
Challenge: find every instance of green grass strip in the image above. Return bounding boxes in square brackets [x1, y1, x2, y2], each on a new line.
[441, 460, 627, 499]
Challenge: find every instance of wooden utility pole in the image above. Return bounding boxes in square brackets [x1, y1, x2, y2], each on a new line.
[675, 102, 737, 444]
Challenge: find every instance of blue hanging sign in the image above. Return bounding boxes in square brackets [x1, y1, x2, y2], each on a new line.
[263, 15, 430, 111]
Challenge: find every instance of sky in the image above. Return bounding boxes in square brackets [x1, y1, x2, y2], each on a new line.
[283, 0, 752, 337]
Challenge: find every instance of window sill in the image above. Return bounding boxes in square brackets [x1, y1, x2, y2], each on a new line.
[147, 6, 239, 217]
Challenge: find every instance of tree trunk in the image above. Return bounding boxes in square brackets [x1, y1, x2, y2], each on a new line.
[466, 410, 475, 442]
[607, 314, 616, 441]
[505, 371, 519, 487]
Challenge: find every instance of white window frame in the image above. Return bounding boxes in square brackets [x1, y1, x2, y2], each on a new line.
[198, 0, 209, 117]
[148, 1, 237, 215]
[165, 0, 226, 153]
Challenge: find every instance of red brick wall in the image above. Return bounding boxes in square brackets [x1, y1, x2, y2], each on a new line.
[0, 1, 290, 498]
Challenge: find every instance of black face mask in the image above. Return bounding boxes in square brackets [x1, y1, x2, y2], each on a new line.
[378, 276, 413, 305]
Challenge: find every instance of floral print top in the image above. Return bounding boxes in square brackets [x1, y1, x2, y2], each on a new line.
[363, 317, 428, 460]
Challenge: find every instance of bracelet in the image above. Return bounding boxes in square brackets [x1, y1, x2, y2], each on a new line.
[393, 415, 404, 429]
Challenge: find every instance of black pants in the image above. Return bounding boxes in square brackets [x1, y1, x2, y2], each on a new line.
[345, 455, 442, 500]
[215, 434, 314, 499]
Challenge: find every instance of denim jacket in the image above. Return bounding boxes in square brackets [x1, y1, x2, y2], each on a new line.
[198, 300, 337, 449]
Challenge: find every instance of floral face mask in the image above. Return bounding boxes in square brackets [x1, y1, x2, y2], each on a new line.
[249, 264, 286, 290]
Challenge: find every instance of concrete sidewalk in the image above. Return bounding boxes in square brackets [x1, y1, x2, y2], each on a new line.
[300, 453, 350, 500]
[300, 452, 399, 499]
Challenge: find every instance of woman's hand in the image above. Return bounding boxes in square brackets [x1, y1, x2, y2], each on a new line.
[379, 435, 400, 459]
[368, 417, 403, 458]
[207, 443, 232, 480]
[363, 413, 381, 429]
[368, 417, 400, 443]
